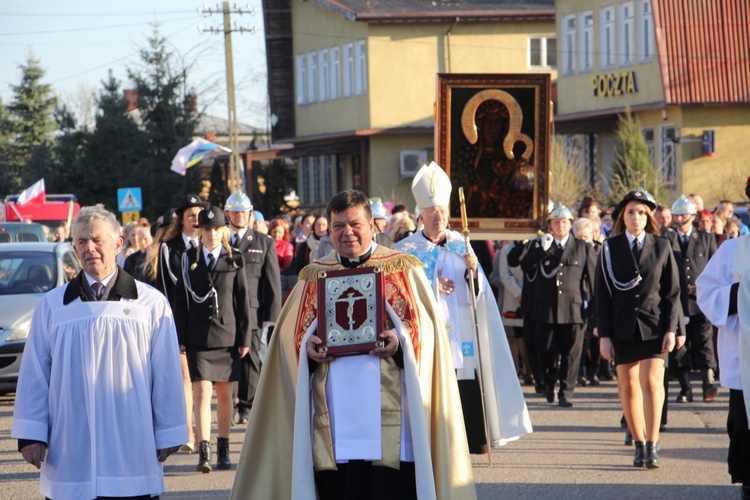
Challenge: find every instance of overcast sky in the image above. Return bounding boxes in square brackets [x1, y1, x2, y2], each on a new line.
[0, 0, 269, 129]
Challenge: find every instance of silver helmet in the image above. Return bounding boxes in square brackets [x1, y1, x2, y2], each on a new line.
[225, 192, 253, 212]
[548, 202, 573, 220]
[671, 194, 697, 216]
[369, 197, 388, 219]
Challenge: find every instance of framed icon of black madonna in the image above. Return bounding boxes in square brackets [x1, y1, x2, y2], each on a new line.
[436, 73, 551, 240]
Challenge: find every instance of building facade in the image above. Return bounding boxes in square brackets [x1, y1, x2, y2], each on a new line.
[555, 0, 750, 207]
[263, 0, 557, 211]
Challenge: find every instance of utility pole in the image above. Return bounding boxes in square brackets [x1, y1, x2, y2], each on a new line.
[198, 2, 258, 194]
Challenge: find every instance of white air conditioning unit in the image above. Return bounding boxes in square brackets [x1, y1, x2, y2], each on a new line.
[399, 150, 428, 180]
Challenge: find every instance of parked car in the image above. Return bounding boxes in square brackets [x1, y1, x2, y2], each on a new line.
[0, 222, 48, 243]
[0, 242, 81, 392]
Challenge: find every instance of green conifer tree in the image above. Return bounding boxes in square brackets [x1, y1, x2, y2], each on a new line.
[609, 111, 662, 204]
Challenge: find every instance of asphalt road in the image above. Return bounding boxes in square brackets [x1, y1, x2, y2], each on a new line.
[0, 376, 738, 499]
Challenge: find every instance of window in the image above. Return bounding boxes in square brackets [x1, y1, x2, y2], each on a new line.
[299, 157, 310, 204]
[322, 155, 334, 201]
[354, 40, 367, 95]
[643, 126, 655, 166]
[529, 36, 557, 68]
[311, 156, 321, 203]
[307, 52, 318, 104]
[330, 46, 341, 99]
[562, 15, 576, 74]
[600, 7, 616, 69]
[619, 2, 635, 66]
[638, 0, 655, 62]
[578, 11, 594, 72]
[296, 54, 307, 105]
[343, 43, 354, 97]
[318, 49, 329, 102]
[660, 124, 677, 188]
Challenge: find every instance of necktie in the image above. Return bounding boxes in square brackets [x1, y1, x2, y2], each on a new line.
[91, 281, 105, 301]
[556, 243, 563, 255]
[233, 234, 240, 247]
[189, 239, 197, 250]
[679, 234, 688, 254]
[632, 239, 641, 263]
[208, 253, 216, 271]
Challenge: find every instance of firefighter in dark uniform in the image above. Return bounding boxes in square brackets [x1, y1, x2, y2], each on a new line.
[521, 203, 596, 407]
[225, 192, 282, 424]
[667, 194, 719, 402]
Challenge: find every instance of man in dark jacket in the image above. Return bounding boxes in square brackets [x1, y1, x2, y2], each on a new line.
[667, 195, 719, 402]
[225, 192, 282, 423]
[521, 203, 596, 407]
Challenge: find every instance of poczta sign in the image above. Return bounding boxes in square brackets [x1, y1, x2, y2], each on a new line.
[592, 71, 638, 97]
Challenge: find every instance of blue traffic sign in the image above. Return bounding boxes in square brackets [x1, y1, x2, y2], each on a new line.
[117, 188, 142, 212]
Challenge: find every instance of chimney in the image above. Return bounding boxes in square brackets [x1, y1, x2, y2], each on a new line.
[123, 89, 138, 112]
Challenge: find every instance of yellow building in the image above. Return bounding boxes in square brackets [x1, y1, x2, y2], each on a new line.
[554, 0, 750, 207]
[263, 0, 557, 211]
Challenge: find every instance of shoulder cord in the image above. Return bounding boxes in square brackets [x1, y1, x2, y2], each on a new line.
[181, 251, 218, 312]
[539, 241, 561, 279]
[161, 243, 179, 285]
[601, 240, 642, 296]
[520, 241, 538, 283]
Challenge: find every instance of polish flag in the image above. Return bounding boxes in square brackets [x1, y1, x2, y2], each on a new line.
[18, 179, 46, 205]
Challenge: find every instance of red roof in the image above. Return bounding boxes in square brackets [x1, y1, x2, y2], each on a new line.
[653, 0, 750, 104]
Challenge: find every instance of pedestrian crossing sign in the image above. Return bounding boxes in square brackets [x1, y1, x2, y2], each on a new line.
[117, 188, 142, 212]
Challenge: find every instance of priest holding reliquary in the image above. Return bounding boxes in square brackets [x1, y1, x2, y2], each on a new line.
[231, 190, 475, 500]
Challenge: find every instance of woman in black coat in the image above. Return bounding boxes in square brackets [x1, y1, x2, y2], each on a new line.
[596, 190, 684, 469]
[174, 206, 252, 473]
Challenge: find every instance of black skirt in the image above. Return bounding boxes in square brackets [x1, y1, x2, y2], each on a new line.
[612, 337, 668, 366]
[186, 346, 240, 382]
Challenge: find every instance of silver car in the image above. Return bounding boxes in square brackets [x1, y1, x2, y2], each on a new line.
[0, 242, 81, 392]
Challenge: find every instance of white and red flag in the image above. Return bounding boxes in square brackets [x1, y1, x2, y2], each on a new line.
[18, 179, 46, 205]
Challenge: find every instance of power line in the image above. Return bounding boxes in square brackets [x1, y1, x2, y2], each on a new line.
[0, 16, 197, 37]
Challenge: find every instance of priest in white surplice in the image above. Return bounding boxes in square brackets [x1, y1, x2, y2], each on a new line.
[12, 205, 188, 500]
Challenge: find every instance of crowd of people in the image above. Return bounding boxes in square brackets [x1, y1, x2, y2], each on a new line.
[11, 171, 750, 498]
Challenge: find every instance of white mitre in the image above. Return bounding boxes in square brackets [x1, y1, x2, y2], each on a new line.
[411, 161, 452, 209]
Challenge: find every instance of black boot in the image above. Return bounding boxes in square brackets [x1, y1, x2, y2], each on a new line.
[645, 440, 660, 469]
[633, 441, 645, 467]
[217, 437, 231, 470]
[624, 428, 633, 446]
[197, 440, 212, 473]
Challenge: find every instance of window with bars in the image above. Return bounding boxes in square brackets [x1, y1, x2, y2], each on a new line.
[322, 155, 334, 201]
[660, 124, 677, 188]
[642, 126, 655, 167]
[311, 156, 321, 203]
[299, 157, 310, 204]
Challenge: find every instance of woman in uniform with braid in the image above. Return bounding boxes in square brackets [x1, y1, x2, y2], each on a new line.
[596, 190, 683, 469]
[173, 206, 253, 473]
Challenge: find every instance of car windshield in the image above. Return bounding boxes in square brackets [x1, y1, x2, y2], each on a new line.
[0, 251, 56, 295]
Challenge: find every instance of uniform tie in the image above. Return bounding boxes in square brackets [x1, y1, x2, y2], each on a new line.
[556, 243, 563, 256]
[91, 281, 105, 301]
[632, 238, 641, 263]
[233, 234, 240, 247]
[207, 253, 216, 271]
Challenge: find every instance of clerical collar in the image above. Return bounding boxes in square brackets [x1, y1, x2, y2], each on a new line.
[421, 230, 447, 247]
[338, 244, 377, 268]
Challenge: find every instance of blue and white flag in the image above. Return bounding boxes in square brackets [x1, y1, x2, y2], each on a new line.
[170, 138, 231, 176]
